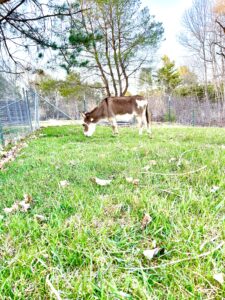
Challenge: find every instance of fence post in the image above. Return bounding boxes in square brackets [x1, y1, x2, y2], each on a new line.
[192, 104, 195, 126]
[35, 92, 40, 129]
[23, 89, 33, 132]
[168, 94, 171, 122]
[83, 93, 87, 112]
[0, 119, 4, 147]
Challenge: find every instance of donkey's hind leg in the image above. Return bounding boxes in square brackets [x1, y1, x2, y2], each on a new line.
[136, 115, 144, 135]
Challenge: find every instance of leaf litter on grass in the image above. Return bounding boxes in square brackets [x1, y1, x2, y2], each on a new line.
[141, 213, 152, 230]
[3, 194, 33, 214]
[0, 142, 28, 170]
[125, 177, 139, 185]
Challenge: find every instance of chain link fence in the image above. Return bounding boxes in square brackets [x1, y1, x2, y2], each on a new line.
[149, 95, 225, 127]
[0, 88, 39, 148]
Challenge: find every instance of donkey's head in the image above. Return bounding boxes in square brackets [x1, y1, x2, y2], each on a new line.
[82, 112, 96, 137]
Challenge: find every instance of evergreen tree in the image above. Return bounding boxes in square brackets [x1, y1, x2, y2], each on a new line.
[157, 55, 181, 93]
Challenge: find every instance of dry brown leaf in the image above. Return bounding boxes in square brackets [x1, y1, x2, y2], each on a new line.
[19, 201, 30, 212]
[92, 177, 112, 186]
[69, 160, 77, 166]
[143, 248, 165, 260]
[141, 213, 152, 229]
[35, 214, 47, 222]
[169, 157, 177, 163]
[0, 142, 27, 170]
[210, 186, 219, 193]
[143, 165, 150, 171]
[24, 194, 32, 203]
[59, 180, 70, 188]
[126, 177, 134, 183]
[213, 273, 224, 285]
[133, 179, 139, 185]
[3, 194, 33, 214]
[125, 177, 139, 185]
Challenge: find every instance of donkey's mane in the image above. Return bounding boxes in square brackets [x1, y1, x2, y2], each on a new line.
[88, 98, 107, 114]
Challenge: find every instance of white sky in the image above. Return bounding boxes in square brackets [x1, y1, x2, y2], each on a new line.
[142, 0, 193, 66]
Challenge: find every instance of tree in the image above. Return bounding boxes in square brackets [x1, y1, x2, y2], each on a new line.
[213, 0, 225, 58]
[57, 0, 164, 96]
[180, 0, 225, 102]
[138, 68, 153, 91]
[180, 0, 212, 100]
[156, 55, 181, 93]
[36, 71, 104, 102]
[0, 0, 85, 73]
[178, 66, 198, 85]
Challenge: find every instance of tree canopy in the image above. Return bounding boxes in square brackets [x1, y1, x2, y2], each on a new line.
[55, 0, 164, 96]
[156, 55, 181, 93]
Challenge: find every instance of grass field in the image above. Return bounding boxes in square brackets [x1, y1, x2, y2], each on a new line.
[0, 125, 224, 299]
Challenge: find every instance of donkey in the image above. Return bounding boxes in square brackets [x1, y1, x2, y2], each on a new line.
[82, 95, 151, 137]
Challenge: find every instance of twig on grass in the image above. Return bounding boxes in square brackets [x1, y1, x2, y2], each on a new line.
[158, 188, 181, 197]
[46, 275, 62, 300]
[177, 148, 197, 166]
[124, 241, 224, 271]
[200, 236, 219, 251]
[142, 165, 207, 176]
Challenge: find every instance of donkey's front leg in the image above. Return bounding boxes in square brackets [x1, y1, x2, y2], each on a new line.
[109, 118, 119, 134]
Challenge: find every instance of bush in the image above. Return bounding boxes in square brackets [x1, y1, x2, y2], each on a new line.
[164, 112, 176, 122]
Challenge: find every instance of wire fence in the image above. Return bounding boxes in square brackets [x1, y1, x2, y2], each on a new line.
[0, 89, 39, 148]
[149, 95, 225, 127]
[1, 88, 225, 150]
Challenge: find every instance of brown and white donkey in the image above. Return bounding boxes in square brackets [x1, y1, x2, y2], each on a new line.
[82, 95, 151, 137]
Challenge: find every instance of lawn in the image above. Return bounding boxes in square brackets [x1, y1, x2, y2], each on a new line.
[0, 125, 224, 299]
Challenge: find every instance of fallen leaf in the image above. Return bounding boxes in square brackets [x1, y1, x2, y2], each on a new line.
[213, 273, 224, 285]
[210, 186, 219, 193]
[141, 213, 152, 229]
[24, 194, 32, 203]
[0, 142, 27, 170]
[125, 177, 139, 185]
[69, 160, 77, 166]
[92, 177, 112, 186]
[3, 194, 33, 214]
[4, 207, 16, 214]
[133, 179, 139, 185]
[126, 177, 134, 183]
[19, 200, 30, 212]
[149, 160, 157, 165]
[35, 214, 46, 222]
[59, 180, 70, 188]
[143, 165, 150, 171]
[4, 202, 19, 214]
[143, 248, 165, 260]
[152, 240, 157, 248]
[169, 157, 176, 163]
[117, 291, 131, 298]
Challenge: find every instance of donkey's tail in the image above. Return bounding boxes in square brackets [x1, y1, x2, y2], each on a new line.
[145, 103, 152, 134]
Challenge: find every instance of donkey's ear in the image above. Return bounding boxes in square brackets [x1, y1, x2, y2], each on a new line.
[81, 112, 86, 118]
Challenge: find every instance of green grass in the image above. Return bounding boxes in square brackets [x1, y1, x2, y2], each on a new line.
[0, 125, 224, 299]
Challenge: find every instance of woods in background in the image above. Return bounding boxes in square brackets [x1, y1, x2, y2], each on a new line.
[180, 0, 225, 102]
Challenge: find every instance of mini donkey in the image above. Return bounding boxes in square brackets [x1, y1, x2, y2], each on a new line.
[82, 95, 151, 137]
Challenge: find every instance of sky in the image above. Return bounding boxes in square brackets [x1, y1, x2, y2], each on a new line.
[142, 0, 193, 66]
